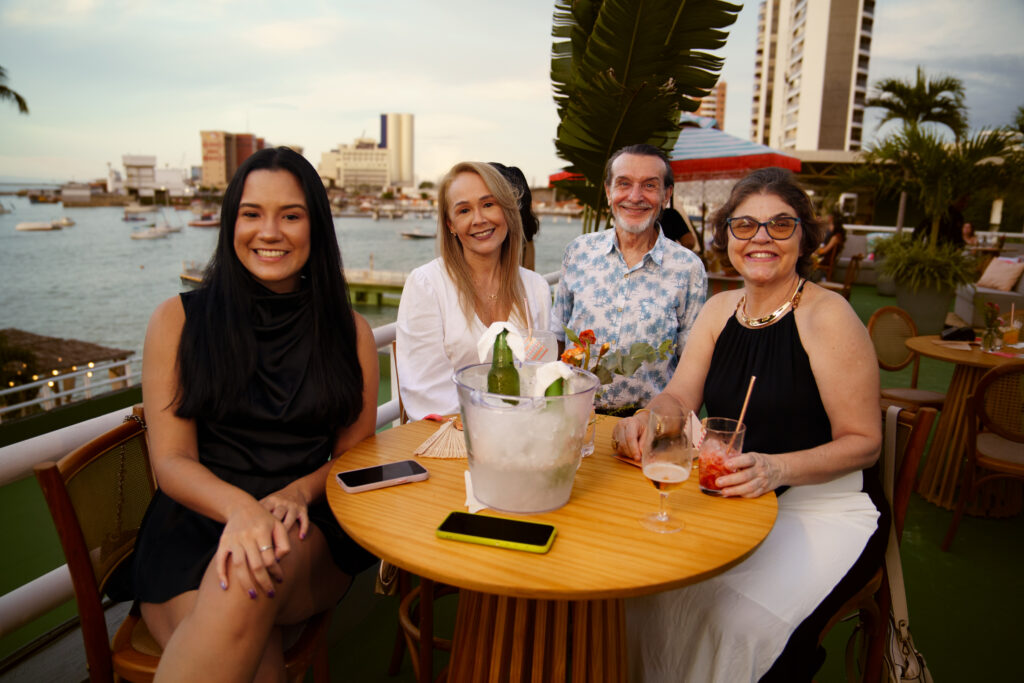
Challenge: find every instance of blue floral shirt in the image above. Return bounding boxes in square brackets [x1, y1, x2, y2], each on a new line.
[550, 228, 707, 410]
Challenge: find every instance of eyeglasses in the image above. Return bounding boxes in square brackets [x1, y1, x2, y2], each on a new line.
[725, 216, 800, 240]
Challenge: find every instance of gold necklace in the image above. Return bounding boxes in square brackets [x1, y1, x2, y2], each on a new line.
[736, 278, 806, 328]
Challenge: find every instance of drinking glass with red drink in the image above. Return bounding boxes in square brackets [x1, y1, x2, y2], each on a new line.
[698, 417, 746, 496]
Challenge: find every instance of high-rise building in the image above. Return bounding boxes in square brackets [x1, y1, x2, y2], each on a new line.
[122, 155, 156, 195]
[750, 0, 873, 152]
[318, 138, 390, 190]
[200, 131, 267, 189]
[696, 81, 727, 129]
[318, 113, 415, 190]
[380, 113, 414, 187]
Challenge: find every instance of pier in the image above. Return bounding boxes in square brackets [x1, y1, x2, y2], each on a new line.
[345, 268, 407, 306]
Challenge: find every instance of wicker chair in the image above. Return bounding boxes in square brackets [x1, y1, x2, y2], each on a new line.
[942, 363, 1024, 551]
[868, 306, 946, 412]
[821, 253, 864, 301]
[34, 414, 331, 683]
[818, 403, 937, 683]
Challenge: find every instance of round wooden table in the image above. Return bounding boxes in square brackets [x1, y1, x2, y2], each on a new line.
[326, 415, 777, 682]
[907, 335, 1024, 516]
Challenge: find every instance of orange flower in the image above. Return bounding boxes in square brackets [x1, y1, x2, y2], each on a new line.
[579, 329, 597, 345]
[561, 347, 585, 365]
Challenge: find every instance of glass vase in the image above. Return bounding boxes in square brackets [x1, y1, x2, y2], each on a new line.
[981, 326, 1001, 352]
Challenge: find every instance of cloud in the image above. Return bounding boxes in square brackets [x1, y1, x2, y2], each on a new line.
[242, 16, 348, 51]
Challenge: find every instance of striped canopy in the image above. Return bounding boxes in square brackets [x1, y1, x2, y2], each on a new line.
[547, 115, 800, 186]
[669, 114, 801, 181]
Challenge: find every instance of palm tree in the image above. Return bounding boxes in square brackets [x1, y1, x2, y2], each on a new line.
[0, 66, 29, 114]
[866, 66, 968, 230]
[551, 0, 740, 232]
[866, 66, 967, 140]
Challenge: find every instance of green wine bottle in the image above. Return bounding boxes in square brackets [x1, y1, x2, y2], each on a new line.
[487, 329, 520, 397]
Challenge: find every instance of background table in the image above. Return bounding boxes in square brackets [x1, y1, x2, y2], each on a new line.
[907, 335, 1024, 516]
[326, 415, 777, 682]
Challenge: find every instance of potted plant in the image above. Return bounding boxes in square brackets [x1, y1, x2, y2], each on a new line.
[860, 124, 1011, 333]
[878, 233, 977, 333]
[871, 234, 898, 296]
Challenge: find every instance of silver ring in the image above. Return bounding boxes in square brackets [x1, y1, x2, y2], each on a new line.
[259, 544, 273, 552]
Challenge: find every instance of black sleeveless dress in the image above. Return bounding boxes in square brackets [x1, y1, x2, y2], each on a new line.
[704, 310, 889, 681]
[133, 287, 376, 604]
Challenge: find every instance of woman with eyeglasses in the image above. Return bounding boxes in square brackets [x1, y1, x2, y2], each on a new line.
[612, 168, 886, 682]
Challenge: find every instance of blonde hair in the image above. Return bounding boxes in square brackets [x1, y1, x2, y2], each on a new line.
[436, 162, 527, 325]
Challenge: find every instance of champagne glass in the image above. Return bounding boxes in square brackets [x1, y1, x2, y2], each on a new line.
[640, 412, 694, 533]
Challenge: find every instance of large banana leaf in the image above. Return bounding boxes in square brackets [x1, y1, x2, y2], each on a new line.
[551, 0, 740, 231]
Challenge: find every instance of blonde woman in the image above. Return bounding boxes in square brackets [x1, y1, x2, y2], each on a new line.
[397, 162, 551, 419]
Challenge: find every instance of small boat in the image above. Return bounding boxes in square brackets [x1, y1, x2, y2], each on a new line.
[188, 213, 219, 227]
[122, 215, 147, 222]
[129, 226, 169, 240]
[52, 217, 75, 227]
[401, 231, 435, 240]
[15, 221, 62, 231]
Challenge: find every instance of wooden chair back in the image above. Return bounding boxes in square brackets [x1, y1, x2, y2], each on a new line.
[819, 403, 937, 683]
[868, 306, 921, 388]
[971, 362, 1024, 446]
[34, 415, 159, 682]
[392, 340, 409, 425]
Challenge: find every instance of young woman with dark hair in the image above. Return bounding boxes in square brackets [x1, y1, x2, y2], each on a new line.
[134, 147, 379, 681]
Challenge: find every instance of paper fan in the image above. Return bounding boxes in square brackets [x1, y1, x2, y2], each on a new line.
[414, 417, 467, 459]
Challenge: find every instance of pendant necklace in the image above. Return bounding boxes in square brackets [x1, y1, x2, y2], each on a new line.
[736, 278, 806, 328]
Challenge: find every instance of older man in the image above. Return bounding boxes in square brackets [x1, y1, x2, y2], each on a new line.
[551, 144, 707, 413]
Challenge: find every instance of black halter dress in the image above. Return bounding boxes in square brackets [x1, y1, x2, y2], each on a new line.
[704, 308, 889, 681]
[133, 287, 376, 604]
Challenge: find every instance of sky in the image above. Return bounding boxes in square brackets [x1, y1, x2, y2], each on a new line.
[1, 0, 1022, 187]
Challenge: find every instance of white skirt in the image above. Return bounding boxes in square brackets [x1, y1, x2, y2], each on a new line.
[626, 471, 880, 683]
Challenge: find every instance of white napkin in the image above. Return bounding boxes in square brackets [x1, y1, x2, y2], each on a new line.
[464, 471, 487, 513]
[477, 322, 526, 363]
[688, 411, 703, 448]
[530, 361, 575, 397]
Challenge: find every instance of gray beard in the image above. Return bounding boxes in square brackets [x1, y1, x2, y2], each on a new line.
[615, 213, 656, 235]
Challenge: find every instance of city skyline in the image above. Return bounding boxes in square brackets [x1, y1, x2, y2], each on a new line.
[1, 0, 1021, 187]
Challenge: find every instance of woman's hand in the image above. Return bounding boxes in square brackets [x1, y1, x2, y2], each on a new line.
[611, 413, 649, 463]
[260, 485, 310, 539]
[713, 451, 785, 498]
[214, 499, 288, 598]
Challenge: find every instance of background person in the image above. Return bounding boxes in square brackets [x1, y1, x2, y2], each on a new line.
[612, 167, 887, 682]
[133, 147, 379, 681]
[396, 161, 551, 420]
[550, 143, 706, 415]
[812, 210, 846, 281]
[658, 206, 698, 251]
[490, 162, 540, 270]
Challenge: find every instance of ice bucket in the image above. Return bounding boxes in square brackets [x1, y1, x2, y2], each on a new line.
[453, 362, 599, 514]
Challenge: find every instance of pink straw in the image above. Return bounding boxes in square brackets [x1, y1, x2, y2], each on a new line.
[727, 375, 757, 452]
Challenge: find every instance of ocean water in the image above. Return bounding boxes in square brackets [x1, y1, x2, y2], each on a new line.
[0, 196, 581, 360]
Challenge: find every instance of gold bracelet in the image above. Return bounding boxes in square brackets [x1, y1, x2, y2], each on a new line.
[633, 408, 662, 436]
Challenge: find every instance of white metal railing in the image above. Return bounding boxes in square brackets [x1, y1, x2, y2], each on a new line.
[0, 323, 402, 639]
[0, 358, 139, 422]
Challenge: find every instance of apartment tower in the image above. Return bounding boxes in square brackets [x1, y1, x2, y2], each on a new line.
[696, 81, 727, 130]
[750, 0, 874, 152]
[379, 113, 414, 187]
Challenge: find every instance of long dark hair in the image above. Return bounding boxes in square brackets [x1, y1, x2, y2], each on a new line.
[709, 167, 823, 278]
[490, 162, 540, 242]
[176, 147, 362, 428]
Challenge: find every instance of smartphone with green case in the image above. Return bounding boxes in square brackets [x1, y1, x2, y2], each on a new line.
[436, 511, 556, 554]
